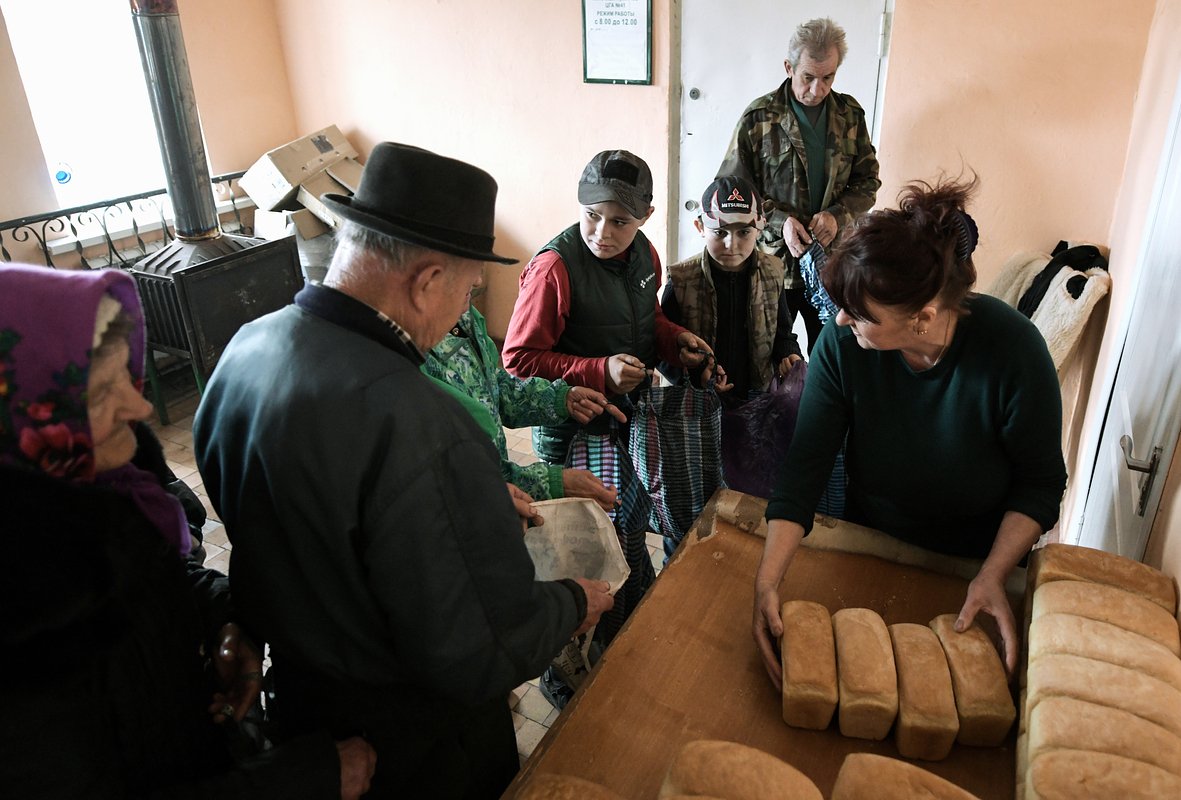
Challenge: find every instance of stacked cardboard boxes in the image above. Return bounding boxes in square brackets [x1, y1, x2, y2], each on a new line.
[240, 124, 362, 241]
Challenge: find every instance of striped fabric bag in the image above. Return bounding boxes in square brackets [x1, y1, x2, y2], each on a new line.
[629, 379, 723, 557]
[566, 419, 654, 645]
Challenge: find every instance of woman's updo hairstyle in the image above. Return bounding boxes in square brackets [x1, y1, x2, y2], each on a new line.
[824, 175, 980, 323]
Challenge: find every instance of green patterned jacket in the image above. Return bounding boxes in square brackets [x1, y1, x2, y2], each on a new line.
[718, 80, 881, 289]
[422, 305, 570, 500]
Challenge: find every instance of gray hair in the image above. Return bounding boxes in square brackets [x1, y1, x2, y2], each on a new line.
[94, 308, 136, 359]
[329, 220, 437, 273]
[787, 17, 847, 69]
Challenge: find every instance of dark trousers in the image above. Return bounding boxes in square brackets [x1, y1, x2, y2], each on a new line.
[784, 285, 824, 355]
[269, 660, 519, 799]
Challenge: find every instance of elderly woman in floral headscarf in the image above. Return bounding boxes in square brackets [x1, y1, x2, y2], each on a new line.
[0, 265, 373, 798]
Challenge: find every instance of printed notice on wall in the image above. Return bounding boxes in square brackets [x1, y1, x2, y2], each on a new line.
[583, 0, 651, 85]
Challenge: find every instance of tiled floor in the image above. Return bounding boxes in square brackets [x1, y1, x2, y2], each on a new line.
[149, 373, 665, 765]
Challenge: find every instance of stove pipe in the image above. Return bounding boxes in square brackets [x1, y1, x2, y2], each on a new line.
[130, 0, 219, 241]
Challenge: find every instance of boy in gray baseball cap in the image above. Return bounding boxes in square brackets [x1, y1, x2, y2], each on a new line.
[501, 149, 714, 706]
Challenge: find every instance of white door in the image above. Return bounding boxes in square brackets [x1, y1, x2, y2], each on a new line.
[675, 0, 889, 264]
[1074, 80, 1181, 560]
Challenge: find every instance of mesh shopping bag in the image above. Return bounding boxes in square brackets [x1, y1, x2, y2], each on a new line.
[566, 420, 654, 645]
[628, 379, 723, 552]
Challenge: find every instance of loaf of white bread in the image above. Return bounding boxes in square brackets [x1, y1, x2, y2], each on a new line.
[779, 600, 838, 730]
[1027, 612, 1181, 691]
[832, 608, 897, 740]
[1020, 543, 1181, 799]
[830, 753, 981, 800]
[517, 773, 626, 800]
[889, 622, 959, 760]
[1025, 652, 1181, 739]
[929, 614, 1015, 746]
[1028, 541, 1176, 613]
[1025, 750, 1181, 799]
[1031, 578, 1181, 655]
[658, 739, 822, 800]
[1026, 696, 1181, 777]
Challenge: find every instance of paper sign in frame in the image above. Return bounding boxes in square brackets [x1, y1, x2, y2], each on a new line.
[582, 0, 652, 86]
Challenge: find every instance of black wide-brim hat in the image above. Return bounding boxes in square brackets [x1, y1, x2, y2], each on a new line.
[322, 142, 518, 265]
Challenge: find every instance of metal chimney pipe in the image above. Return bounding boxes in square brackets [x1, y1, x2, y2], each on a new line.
[130, 0, 219, 241]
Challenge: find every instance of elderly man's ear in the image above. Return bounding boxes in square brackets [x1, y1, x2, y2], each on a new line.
[407, 260, 451, 309]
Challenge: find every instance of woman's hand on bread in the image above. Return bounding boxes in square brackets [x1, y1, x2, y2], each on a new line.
[956, 570, 1019, 677]
[753, 584, 784, 691]
[752, 520, 806, 691]
[573, 578, 614, 636]
[956, 511, 1042, 678]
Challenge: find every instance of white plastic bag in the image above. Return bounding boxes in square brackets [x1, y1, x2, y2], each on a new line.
[524, 498, 630, 688]
[524, 497, 630, 593]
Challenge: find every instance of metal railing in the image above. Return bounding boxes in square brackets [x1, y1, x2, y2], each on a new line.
[0, 171, 252, 269]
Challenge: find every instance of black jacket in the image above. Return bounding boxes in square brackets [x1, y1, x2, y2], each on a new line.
[0, 466, 338, 799]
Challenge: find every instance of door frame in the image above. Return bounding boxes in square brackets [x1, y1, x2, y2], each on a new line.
[665, 0, 893, 266]
[1064, 73, 1181, 555]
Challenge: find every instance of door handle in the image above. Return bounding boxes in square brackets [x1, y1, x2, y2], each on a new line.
[1120, 435, 1162, 516]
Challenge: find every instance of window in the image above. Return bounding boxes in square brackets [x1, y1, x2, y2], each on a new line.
[2, 0, 166, 207]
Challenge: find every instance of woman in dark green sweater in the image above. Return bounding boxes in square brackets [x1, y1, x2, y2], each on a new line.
[753, 178, 1067, 684]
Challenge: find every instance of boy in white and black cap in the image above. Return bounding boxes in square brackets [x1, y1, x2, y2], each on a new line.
[663, 174, 802, 407]
[502, 150, 714, 703]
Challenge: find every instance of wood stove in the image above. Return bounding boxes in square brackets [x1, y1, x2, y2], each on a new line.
[128, 0, 303, 393]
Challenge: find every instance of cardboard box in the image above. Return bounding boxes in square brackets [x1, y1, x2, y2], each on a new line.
[239, 125, 358, 211]
[253, 208, 330, 241]
[297, 158, 363, 229]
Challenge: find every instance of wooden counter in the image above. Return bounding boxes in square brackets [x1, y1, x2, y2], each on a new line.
[504, 490, 1017, 799]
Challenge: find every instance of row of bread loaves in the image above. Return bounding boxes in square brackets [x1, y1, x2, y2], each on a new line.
[516, 741, 984, 799]
[780, 601, 1015, 760]
[1016, 543, 1181, 799]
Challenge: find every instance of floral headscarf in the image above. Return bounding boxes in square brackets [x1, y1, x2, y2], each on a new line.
[0, 264, 188, 553]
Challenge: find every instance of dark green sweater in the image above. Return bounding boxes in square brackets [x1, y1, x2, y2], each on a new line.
[767, 294, 1067, 559]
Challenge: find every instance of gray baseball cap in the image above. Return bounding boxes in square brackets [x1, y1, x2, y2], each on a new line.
[577, 150, 654, 220]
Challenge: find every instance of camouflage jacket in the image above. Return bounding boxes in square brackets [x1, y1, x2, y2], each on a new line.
[665, 249, 794, 392]
[422, 305, 569, 500]
[718, 80, 881, 288]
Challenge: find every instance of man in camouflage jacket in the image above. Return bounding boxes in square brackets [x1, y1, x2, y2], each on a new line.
[718, 19, 880, 350]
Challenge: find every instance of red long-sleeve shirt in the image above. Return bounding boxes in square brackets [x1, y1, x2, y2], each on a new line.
[502, 243, 689, 395]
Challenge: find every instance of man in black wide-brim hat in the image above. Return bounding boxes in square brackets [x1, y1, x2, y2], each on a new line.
[194, 142, 614, 798]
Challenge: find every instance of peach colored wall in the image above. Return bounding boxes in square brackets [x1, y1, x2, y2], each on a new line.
[184, 0, 297, 173]
[0, 10, 55, 226]
[1096, 0, 1181, 578]
[879, 0, 1155, 288]
[270, 0, 672, 339]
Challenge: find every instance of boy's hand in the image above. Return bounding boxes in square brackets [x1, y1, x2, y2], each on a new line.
[566, 385, 627, 424]
[676, 332, 713, 368]
[777, 354, 803, 376]
[606, 354, 649, 394]
[710, 362, 733, 393]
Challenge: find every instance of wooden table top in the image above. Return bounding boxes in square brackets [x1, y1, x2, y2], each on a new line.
[504, 490, 1016, 799]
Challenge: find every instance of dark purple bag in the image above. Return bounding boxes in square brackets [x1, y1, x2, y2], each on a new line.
[720, 360, 808, 499]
